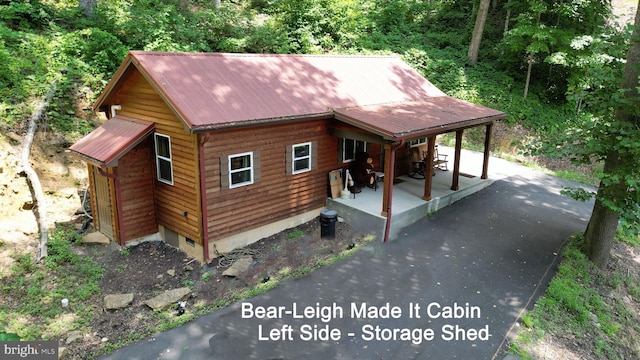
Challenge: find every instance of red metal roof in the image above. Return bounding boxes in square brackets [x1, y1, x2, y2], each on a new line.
[68, 116, 154, 167]
[95, 51, 447, 132]
[333, 96, 506, 140]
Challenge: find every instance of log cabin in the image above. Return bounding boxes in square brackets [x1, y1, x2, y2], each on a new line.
[68, 51, 506, 262]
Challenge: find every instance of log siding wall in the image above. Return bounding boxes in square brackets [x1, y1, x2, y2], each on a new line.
[114, 137, 157, 240]
[204, 120, 339, 242]
[112, 70, 202, 243]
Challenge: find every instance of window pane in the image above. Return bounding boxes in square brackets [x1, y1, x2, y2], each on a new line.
[156, 136, 170, 158]
[231, 169, 251, 184]
[158, 159, 172, 182]
[294, 158, 310, 172]
[294, 144, 310, 157]
[344, 139, 355, 161]
[343, 139, 366, 162]
[231, 155, 251, 170]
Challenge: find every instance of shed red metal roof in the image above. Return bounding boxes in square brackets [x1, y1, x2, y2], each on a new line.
[333, 96, 506, 140]
[94, 51, 446, 132]
[68, 116, 154, 167]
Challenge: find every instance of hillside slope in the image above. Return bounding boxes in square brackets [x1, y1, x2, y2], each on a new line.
[0, 131, 88, 268]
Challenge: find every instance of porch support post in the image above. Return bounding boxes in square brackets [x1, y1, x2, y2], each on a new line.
[481, 122, 493, 179]
[423, 136, 436, 201]
[451, 130, 463, 191]
[381, 142, 392, 217]
[382, 140, 404, 243]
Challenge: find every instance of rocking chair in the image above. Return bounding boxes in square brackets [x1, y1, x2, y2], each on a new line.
[431, 145, 449, 171]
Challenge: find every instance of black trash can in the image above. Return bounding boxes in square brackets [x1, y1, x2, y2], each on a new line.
[320, 209, 338, 239]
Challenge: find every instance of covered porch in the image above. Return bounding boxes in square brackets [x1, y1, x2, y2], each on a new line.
[327, 145, 494, 240]
[330, 96, 507, 241]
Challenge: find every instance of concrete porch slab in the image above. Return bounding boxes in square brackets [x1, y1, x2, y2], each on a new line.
[326, 146, 520, 240]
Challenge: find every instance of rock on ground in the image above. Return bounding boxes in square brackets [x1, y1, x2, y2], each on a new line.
[144, 287, 191, 311]
[222, 255, 253, 277]
[103, 293, 134, 310]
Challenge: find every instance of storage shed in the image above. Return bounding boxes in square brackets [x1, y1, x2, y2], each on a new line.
[69, 51, 505, 262]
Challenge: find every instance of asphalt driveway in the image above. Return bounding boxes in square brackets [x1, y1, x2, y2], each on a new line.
[100, 171, 594, 360]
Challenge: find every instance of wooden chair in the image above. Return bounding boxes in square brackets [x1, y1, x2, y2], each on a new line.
[408, 147, 426, 179]
[432, 145, 448, 171]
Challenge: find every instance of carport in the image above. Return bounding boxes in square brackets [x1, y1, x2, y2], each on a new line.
[331, 95, 507, 242]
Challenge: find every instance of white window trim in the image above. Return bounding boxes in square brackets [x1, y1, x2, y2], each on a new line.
[292, 142, 312, 174]
[154, 133, 174, 185]
[342, 138, 367, 163]
[409, 138, 427, 147]
[228, 151, 254, 188]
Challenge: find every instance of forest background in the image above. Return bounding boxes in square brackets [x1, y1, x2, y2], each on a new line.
[1, 0, 640, 359]
[2, 0, 638, 228]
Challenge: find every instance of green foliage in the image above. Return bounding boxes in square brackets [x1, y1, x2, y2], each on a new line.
[510, 234, 636, 358]
[0, 327, 20, 341]
[287, 229, 304, 240]
[616, 227, 640, 246]
[0, 224, 104, 340]
[0, 0, 54, 30]
[269, 0, 375, 52]
[53, 28, 128, 75]
[372, 0, 420, 34]
[1, 23, 112, 134]
[498, 0, 615, 102]
[401, 46, 579, 138]
[45, 225, 83, 267]
[0, 25, 50, 129]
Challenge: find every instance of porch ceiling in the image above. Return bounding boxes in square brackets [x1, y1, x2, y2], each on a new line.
[68, 116, 155, 168]
[333, 96, 506, 141]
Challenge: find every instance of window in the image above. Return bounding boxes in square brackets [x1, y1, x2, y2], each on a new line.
[154, 133, 173, 185]
[409, 138, 427, 147]
[292, 142, 311, 174]
[228, 152, 253, 188]
[343, 139, 366, 162]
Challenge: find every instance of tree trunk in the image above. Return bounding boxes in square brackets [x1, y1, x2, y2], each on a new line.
[523, 11, 541, 98]
[214, 0, 221, 8]
[583, 1, 640, 268]
[583, 151, 622, 268]
[79, 0, 97, 19]
[503, 9, 511, 37]
[468, 0, 491, 64]
[23, 81, 58, 262]
[523, 56, 533, 98]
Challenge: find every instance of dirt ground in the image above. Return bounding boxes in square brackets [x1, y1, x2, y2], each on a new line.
[70, 218, 364, 359]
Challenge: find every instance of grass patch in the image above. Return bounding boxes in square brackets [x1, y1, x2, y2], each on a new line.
[548, 167, 601, 188]
[0, 224, 104, 341]
[509, 234, 640, 359]
[617, 229, 640, 247]
[286, 229, 305, 240]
